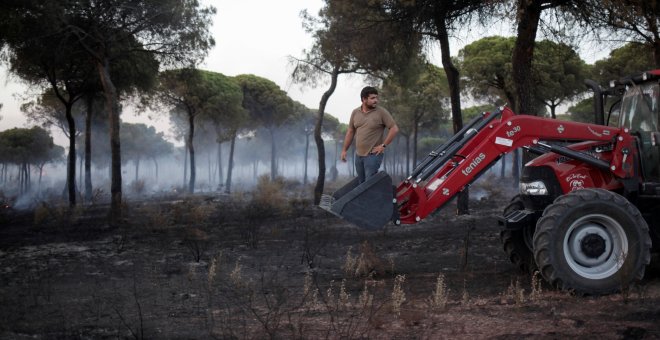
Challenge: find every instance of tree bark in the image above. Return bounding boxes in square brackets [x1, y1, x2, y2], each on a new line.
[512, 0, 542, 116]
[270, 128, 277, 181]
[412, 115, 419, 167]
[152, 158, 159, 181]
[225, 133, 236, 194]
[134, 157, 140, 183]
[331, 137, 338, 182]
[436, 17, 469, 215]
[655, 39, 660, 68]
[97, 58, 122, 222]
[64, 102, 76, 206]
[500, 153, 506, 178]
[313, 67, 339, 205]
[84, 94, 93, 202]
[303, 132, 310, 185]
[511, 1, 543, 185]
[187, 112, 196, 193]
[217, 141, 223, 185]
[405, 133, 410, 175]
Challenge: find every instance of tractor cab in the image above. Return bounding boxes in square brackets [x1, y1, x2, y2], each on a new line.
[614, 73, 660, 183]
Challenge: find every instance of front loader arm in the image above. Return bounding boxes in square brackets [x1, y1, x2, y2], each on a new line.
[395, 106, 636, 224]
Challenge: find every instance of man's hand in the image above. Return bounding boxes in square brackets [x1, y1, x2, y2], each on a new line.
[372, 144, 386, 155]
[341, 150, 348, 162]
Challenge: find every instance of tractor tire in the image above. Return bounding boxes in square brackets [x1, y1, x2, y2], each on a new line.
[500, 196, 537, 273]
[533, 188, 652, 295]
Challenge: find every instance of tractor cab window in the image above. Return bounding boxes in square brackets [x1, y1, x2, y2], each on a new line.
[620, 83, 659, 133]
[621, 81, 660, 182]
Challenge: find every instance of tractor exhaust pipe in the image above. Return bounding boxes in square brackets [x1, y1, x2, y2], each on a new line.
[585, 79, 605, 125]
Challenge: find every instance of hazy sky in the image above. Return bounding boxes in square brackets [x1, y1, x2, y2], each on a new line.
[0, 1, 609, 145]
[0, 0, 371, 141]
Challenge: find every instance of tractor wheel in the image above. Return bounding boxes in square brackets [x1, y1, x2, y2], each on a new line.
[533, 188, 652, 295]
[500, 196, 537, 273]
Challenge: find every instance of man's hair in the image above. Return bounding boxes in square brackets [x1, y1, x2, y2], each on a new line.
[360, 86, 378, 100]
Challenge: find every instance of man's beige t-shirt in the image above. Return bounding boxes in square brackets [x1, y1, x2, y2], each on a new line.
[348, 106, 396, 156]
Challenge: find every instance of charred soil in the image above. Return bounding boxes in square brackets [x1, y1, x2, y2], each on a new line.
[1, 182, 659, 339]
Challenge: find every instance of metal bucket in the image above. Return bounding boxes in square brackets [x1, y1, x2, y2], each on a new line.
[319, 171, 396, 230]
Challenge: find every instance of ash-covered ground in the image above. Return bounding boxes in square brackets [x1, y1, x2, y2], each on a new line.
[1, 178, 659, 339]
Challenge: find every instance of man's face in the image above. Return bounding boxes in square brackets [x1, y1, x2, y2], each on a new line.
[362, 94, 378, 110]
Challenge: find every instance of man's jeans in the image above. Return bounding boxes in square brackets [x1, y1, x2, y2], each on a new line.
[355, 153, 384, 183]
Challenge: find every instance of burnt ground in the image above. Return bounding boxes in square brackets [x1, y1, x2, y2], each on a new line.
[1, 179, 659, 339]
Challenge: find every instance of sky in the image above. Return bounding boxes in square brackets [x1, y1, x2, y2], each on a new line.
[1, 0, 356, 140]
[0, 1, 608, 145]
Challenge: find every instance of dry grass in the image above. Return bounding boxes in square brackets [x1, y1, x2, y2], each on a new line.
[135, 204, 172, 229]
[391, 274, 406, 317]
[33, 202, 82, 226]
[502, 277, 526, 305]
[430, 273, 450, 311]
[342, 241, 387, 278]
[530, 270, 543, 301]
[251, 175, 290, 215]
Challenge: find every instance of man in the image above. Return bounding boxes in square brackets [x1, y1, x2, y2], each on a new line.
[340, 86, 399, 183]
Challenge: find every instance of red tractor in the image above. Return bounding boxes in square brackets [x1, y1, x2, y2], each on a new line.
[321, 70, 659, 295]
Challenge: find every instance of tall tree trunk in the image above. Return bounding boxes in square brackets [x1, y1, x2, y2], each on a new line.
[513, 149, 520, 186]
[225, 133, 236, 194]
[183, 145, 188, 188]
[84, 95, 93, 202]
[655, 39, 660, 68]
[412, 117, 419, 167]
[217, 141, 223, 185]
[65, 103, 76, 206]
[97, 59, 121, 222]
[313, 67, 339, 204]
[512, 0, 542, 183]
[332, 138, 338, 182]
[436, 18, 468, 215]
[134, 158, 140, 183]
[152, 158, 159, 182]
[270, 128, 277, 181]
[500, 153, 506, 178]
[187, 112, 196, 193]
[303, 132, 310, 185]
[20, 163, 25, 193]
[405, 133, 410, 175]
[647, 15, 660, 67]
[512, 0, 541, 117]
[38, 164, 43, 189]
[550, 104, 556, 119]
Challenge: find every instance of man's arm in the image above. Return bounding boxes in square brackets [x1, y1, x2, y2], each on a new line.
[340, 127, 355, 162]
[372, 124, 399, 155]
[383, 124, 399, 146]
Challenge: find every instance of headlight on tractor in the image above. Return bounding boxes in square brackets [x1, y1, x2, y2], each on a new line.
[520, 180, 548, 195]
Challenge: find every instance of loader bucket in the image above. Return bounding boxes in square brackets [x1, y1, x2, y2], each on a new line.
[319, 171, 396, 230]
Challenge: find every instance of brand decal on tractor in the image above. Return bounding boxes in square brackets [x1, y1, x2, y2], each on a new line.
[506, 125, 521, 137]
[462, 153, 486, 176]
[565, 173, 587, 191]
